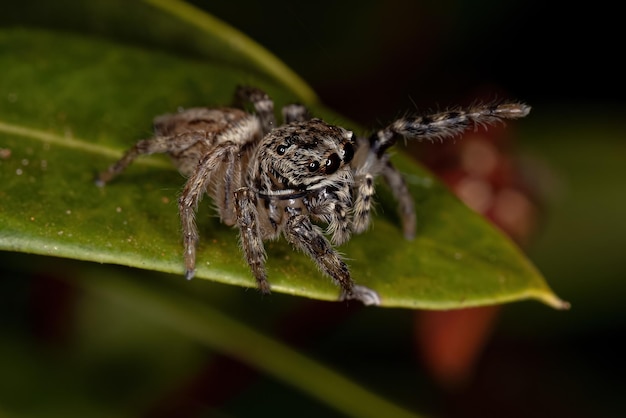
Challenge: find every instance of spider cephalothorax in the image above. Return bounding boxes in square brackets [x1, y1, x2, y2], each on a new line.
[97, 86, 530, 305]
[253, 119, 355, 194]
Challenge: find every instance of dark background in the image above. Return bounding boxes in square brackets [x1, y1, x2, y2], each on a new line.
[202, 0, 623, 123]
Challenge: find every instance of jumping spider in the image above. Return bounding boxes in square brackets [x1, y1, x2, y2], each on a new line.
[97, 86, 530, 305]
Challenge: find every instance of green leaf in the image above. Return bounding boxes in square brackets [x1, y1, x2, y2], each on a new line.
[0, 0, 316, 103]
[0, 27, 566, 309]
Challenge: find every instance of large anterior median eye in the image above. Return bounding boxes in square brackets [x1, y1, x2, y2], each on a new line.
[276, 145, 287, 155]
[325, 153, 341, 175]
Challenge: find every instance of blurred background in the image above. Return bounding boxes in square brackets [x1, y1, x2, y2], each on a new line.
[1, 1, 625, 417]
[205, 0, 624, 120]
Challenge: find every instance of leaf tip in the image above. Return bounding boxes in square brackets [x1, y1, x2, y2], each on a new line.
[540, 292, 571, 310]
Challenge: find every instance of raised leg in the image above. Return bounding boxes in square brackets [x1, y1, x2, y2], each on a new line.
[234, 86, 276, 134]
[234, 187, 270, 293]
[368, 102, 531, 157]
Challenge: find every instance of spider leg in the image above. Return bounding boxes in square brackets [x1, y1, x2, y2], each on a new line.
[381, 159, 416, 240]
[234, 86, 276, 134]
[352, 172, 375, 235]
[325, 199, 352, 245]
[309, 185, 352, 245]
[353, 102, 529, 237]
[282, 104, 310, 123]
[234, 187, 270, 294]
[339, 285, 381, 306]
[369, 102, 531, 157]
[217, 145, 241, 226]
[95, 132, 205, 186]
[284, 211, 380, 305]
[179, 143, 238, 279]
[284, 210, 351, 293]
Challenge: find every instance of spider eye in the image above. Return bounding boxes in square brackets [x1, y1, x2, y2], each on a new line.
[325, 153, 341, 175]
[277, 145, 287, 155]
[343, 142, 354, 163]
[308, 161, 320, 172]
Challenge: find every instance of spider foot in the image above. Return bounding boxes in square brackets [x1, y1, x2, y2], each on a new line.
[339, 285, 381, 306]
[257, 278, 271, 295]
[94, 171, 110, 188]
[185, 269, 195, 280]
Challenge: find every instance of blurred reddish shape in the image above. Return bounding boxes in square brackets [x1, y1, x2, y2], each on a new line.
[416, 305, 501, 390]
[413, 106, 539, 390]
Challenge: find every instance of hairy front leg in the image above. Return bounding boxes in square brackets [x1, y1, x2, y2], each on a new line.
[284, 212, 380, 305]
[284, 212, 353, 292]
